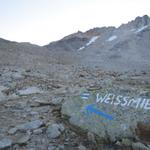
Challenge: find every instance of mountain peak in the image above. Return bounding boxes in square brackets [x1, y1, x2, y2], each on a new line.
[134, 15, 150, 26]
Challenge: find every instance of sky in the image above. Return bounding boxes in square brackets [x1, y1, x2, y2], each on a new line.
[0, 0, 150, 46]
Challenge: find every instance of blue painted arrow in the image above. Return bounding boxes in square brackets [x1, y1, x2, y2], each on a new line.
[85, 104, 113, 120]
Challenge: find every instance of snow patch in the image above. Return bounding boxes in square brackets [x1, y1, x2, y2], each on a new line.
[86, 36, 99, 46]
[77, 36, 99, 51]
[135, 25, 148, 33]
[107, 35, 117, 42]
[77, 46, 85, 51]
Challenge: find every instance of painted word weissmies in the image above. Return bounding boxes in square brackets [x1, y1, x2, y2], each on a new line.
[96, 93, 150, 110]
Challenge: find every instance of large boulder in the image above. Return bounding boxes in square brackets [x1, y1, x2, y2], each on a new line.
[62, 87, 150, 144]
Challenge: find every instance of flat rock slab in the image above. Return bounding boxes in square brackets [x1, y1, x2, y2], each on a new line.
[12, 133, 30, 145]
[17, 87, 44, 95]
[0, 138, 12, 149]
[17, 120, 44, 130]
[62, 90, 150, 142]
[8, 120, 44, 134]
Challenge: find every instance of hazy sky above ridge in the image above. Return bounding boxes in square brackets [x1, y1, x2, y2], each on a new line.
[0, 0, 150, 45]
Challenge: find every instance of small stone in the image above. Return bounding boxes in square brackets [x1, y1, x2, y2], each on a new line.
[0, 86, 7, 101]
[48, 145, 56, 150]
[87, 85, 102, 91]
[14, 135, 30, 145]
[51, 97, 62, 105]
[30, 98, 53, 107]
[136, 122, 150, 142]
[87, 132, 96, 144]
[25, 69, 31, 73]
[27, 130, 32, 136]
[78, 144, 86, 150]
[12, 72, 23, 80]
[8, 127, 18, 134]
[57, 145, 65, 149]
[9, 93, 19, 99]
[0, 138, 12, 149]
[121, 138, 132, 147]
[34, 99, 51, 105]
[47, 123, 64, 139]
[30, 103, 40, 107]
[33, 129, 43, 134]
[132, 142, 149, 150]
[30, 111, 39, 115]
[115, 141, 122, 146]
[17, 87, 44, 95]
[0, 86, 8, 92]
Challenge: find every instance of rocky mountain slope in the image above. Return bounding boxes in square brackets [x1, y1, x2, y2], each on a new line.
[0, 15, 150, 72]
[45, 15, 150, 72]
[0, 15, 150, 150]
[0, 38, 54, 71]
